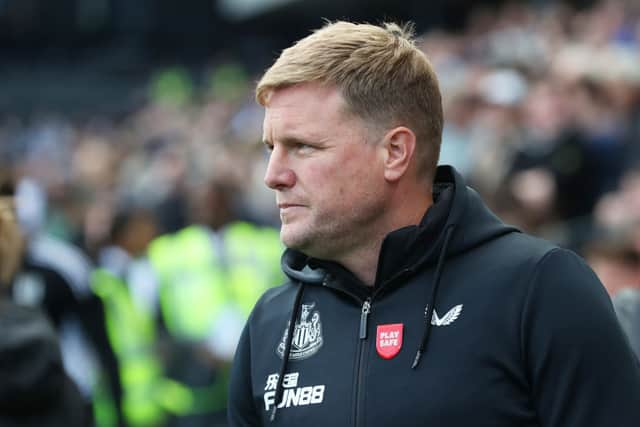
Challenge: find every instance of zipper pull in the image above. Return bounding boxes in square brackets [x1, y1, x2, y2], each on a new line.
[359, 299, 371, 340]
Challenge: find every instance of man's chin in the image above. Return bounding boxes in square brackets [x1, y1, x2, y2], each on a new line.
[281, 235, 305, 251]
[281, 228, 313, 253]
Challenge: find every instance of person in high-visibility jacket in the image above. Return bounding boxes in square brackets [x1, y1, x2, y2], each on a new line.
[92, 207, 194, 427]
[92, 269, 194, 427]
[147, 179, 284, 427]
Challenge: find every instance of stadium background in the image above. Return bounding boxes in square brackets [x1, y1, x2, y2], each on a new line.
[1, 0, 639, 425]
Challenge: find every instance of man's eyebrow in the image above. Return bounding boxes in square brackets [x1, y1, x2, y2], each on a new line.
[263, 136, 316, 147]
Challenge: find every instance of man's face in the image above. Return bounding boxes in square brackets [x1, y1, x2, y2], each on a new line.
[263, 83, 388, 261]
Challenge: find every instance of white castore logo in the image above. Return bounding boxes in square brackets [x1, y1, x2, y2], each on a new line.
[431, 304, 463, 326]
[277, 302, 323, 360]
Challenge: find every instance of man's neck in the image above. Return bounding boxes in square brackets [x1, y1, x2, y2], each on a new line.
[340, 239, 385, 287]
[342, 190, 433, 286]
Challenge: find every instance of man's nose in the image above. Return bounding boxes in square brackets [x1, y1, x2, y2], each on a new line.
[264, 147, 296, 190]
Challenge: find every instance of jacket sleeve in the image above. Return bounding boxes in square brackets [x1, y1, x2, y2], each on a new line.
[522, 248, 640, 426]
[228, 318, 262, 427]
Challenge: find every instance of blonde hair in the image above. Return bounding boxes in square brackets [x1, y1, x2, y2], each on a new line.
[256, 21, 443, 180]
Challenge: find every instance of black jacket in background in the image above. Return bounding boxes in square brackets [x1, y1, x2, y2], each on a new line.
[228, 166, 640, 426]
[8, 233, 123, 425]
[0, 300, 91, 427]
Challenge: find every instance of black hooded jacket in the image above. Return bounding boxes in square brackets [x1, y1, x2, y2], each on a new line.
[228, 166, 640, 426]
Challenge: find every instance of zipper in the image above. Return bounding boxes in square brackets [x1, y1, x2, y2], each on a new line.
[353, 298, 371, 427]
[322, 268, 414, 425]
[320, 275, 373, 427]
[359, 299, 371, 339]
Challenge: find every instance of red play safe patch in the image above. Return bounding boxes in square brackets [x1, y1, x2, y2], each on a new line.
[376, 323, 403, 359]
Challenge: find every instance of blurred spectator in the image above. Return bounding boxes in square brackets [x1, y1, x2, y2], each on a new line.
[583, 235, 640, 296]
[613, 288, 640, 358]
[0, 173, 91, 427]
[0, 301, 92, 427]
[146, 177, 284, 427]
[0, 175, 23, 286]
[585, 233, 640, 360]
[588, 168, 640, 359]
[92, 206, 197, 427]
[8, 177, 122, 426]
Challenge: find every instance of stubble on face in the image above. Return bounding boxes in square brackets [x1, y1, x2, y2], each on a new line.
[280, 154, 387, 262]
[263, 83, 389, 263]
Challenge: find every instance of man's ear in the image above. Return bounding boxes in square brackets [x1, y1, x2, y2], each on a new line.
[381, 126, 416, 182]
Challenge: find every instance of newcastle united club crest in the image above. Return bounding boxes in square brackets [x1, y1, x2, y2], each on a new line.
[277, 302, 323, 360]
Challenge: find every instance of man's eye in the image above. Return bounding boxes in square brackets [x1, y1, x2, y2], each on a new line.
[295, 143, 314, 152]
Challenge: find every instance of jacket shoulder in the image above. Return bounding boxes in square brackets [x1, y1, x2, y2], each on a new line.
[250, 281, 298, 319]
[483, 231, 562, 266]
[455, 229, 561, 276]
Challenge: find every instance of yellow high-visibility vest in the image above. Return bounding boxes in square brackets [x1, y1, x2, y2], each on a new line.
[147, 221, 284, 342]
[91, 269, 193, 427]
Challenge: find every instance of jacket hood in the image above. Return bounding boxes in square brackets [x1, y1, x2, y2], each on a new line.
[0, 301, 89, 426]
[281, 165, 519, 289]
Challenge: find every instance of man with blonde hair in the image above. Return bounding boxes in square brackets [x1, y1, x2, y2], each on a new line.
[228, 21, 640, 426]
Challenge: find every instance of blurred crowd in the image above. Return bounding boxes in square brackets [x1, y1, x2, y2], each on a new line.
[427, 0, 640, 295]
[2, 0, 640, 426]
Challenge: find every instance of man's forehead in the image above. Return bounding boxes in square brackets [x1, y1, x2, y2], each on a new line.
[262, 83, 352, 140]
[262, 110, 326, 143]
